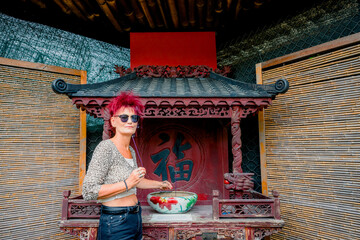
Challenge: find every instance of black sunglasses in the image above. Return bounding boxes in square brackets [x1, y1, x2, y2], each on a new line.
[114, 114, 140, 123]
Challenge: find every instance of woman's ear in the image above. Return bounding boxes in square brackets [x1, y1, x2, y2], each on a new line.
[110, 116, 115, 128]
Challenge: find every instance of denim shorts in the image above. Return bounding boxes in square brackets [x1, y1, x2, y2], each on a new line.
[97, 203, 142, 240]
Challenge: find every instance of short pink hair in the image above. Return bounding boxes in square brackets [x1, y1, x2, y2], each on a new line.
[107, 91, 144, 117]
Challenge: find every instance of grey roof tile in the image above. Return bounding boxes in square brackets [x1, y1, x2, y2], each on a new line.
[52, 72, 289, 99]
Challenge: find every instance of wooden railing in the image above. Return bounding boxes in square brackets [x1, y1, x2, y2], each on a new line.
[61, 190, 101, 220]
[61, 189, 281, 221]
[212, 190, 281, 220]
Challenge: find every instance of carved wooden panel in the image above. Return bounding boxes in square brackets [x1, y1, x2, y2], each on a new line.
[143, 227, 169, 240]
[136, 119, 229, 204]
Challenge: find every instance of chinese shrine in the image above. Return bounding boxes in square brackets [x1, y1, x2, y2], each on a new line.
[53, 64, 289, 240]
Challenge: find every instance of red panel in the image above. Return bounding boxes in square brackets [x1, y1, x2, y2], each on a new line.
[130, 32, 217, 69]
[134, 119, 228, 205]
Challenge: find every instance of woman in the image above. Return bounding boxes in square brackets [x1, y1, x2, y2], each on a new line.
[82, 91, 172, 240]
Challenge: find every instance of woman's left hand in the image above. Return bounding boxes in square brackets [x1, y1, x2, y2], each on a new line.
[159, 181, 173, 190]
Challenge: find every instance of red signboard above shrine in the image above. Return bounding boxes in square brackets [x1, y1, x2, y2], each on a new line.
[130, 32, 217, 69]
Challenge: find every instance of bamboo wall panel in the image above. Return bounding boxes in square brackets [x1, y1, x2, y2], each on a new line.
[261, 43, 360, 239]
[0, 62, 81, 239]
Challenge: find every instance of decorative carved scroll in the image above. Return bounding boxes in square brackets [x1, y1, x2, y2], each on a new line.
[231, 106, 242, 173]
[113, 65, 133, 76]
[61, 227, 97, 240]
[218, 228, 245, 240]
[254, 228, 282, 239]
[143, 228, 169, 240]
[239, 107, 259, 118]
[71, 97, 270, 119]
[114, 65, 231, 78]
[176, 229, 203, 239]
[83, 106, 103, 118]
[144, 106, 230, 118]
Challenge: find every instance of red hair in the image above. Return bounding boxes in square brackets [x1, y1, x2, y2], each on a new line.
[107, 91, 144, 117]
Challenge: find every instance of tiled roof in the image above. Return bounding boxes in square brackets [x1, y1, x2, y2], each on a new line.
[52, 72, 288, 99]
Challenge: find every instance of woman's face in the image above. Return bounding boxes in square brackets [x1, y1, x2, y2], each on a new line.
[111, 107, 139, 137]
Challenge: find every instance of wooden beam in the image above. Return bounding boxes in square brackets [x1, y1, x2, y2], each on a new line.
[95, 0, 123, 31]
[168, 0, 179, 28]
[29, 0, 46, 8]
[138, 0, 156, 28]
[196, 0, 205, 29]
[62, 0, 88, 21]
[53, 0, 71, 14]
[157, 0, 169, 28]
[118, 0, 137, 24]
[235, 0, 241, 20]
[254, 0, 264, 9]
[261, 32, 360, 69]
[0, 57, 82, 75]
[188, 0, 196, 27]
[73, 0, 98, 22]
[81, 0, 101, 21]
[106, 0, 131, 31]
[130, 0, 146, 26]
[148, 0, 164, 28]
[226, 0, 233, 10]
[214, 0, 224, 27]
[177, 0, 189, 27]
[206, 0, 214, 27]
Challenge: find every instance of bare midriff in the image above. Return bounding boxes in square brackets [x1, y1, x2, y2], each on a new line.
[101, 194, 138, 207]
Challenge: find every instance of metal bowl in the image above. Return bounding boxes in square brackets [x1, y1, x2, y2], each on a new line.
[147, 191, 198, 214]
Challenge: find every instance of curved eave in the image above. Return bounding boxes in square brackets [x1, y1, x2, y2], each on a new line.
[52, 72, 289, 100]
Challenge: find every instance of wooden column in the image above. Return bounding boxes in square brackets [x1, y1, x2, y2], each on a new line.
[79, 70, 87, 192]
[102, 108, 112, 140]
[256, 63, 269, 196]
[231, 106, 243, 173]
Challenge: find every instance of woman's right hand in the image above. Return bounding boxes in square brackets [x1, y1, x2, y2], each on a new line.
[126, 167, 146, 188]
